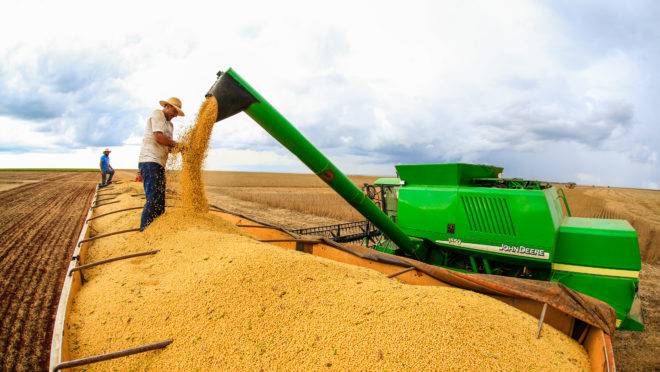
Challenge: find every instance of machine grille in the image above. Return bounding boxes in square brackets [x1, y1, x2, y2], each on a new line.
[461, 195, 516, 236]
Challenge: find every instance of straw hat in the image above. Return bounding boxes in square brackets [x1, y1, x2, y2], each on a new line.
[159, 97, 185, 117]
[103, 148, 111, 153]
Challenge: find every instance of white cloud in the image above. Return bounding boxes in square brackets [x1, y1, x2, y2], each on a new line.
[0, 0, 658, 188]
[576, 172, 603, 186]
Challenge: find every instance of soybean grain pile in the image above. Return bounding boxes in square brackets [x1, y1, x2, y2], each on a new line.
[67, 181, 590, 371]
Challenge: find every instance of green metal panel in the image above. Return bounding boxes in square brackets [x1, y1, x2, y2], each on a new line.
[456, 188, 560, 261]
[397, 184, 559, 263]
[551, 270, 643, 330]
[396, 163, 502, 186]
[555, 217, 641, 270]
[397, 185, 458, 241]
[383, 187, 399, 220]
[545, 188, 565, 227]
[374, 177, 402, 186]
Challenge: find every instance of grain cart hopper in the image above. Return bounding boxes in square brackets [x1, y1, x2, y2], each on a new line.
[206, 68, 643, 331]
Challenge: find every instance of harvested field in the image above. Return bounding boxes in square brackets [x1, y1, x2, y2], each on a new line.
[202, 170, 377, 189]
[68, 182, 590, 371]
[0, 171, 97, 370]
[212, 187, 366, 221]
[29, 170, 656, 370]
[202, 171, 377, 222]
[205, 171, 375, 222]
[0, 171, 65, 193]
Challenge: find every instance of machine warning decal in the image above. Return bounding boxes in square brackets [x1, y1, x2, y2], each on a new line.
[436, 239, 550, 260]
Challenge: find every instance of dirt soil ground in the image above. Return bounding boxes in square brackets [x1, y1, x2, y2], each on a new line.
[0, 172, 50, 193]
[0, 171, 97, 370]
[207, 193, 345, 229]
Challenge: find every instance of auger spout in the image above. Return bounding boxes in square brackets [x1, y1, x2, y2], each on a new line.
[206, 68, 426, 259]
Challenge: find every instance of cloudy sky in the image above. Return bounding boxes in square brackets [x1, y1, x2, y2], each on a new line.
[1, 0, 658, 188]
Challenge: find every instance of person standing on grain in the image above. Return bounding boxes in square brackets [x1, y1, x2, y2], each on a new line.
[99, 148, 114, 187]
[137, 97, 185, 231]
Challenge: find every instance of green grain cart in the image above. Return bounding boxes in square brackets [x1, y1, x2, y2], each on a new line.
[207, 68, 643, 331]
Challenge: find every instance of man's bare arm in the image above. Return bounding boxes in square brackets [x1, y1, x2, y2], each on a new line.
[153, 131, 177, 148]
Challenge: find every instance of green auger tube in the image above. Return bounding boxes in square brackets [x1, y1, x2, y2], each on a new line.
[206, 68, 427, 259]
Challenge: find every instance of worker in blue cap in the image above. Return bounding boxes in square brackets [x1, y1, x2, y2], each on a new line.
[99, 148, 115, 187]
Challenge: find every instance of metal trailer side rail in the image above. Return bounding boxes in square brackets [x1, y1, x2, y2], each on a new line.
[49, 185, 99, 371]
[53, 339, 172, 371]
[291, 220, 382, 243]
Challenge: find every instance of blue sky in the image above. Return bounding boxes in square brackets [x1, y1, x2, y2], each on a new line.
[0, 0, 658, 188]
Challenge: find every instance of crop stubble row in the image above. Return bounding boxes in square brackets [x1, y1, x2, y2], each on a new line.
[0, 172, 97, 371]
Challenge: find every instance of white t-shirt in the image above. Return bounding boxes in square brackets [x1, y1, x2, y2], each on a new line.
[138, 110, 174, 167]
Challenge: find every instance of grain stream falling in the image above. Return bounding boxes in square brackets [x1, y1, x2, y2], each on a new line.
[66, 182, 591, 371]
[179, 96, 218, 211]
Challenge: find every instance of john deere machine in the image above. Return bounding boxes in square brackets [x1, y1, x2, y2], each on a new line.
[206, 68, 643, 331]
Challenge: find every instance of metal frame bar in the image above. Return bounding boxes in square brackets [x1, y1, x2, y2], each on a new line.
[78, 228, 141, 246]
[387, 266, 415, 278]
[96, 192, 121, 197]
[236, 224, 281, 229]
[602, 332, 611, 372]
[86, 206, 144, 223]
[69, 250, 159, 276]
[53, 339, 172, 371]
[95, 196, 117, 203]
[557, 188, 572, 217]
[537, 303, 548, 338]
[85, 205, 174, 223]
[292, 220, 371, 234]
[91, 200, 120, 209]
[260, 238, 321, 244]
[290, 220, 381, 243]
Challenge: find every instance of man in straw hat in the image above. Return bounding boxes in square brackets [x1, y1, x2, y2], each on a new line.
[99, 148, 114, 187]
[138, 97, 185, 231]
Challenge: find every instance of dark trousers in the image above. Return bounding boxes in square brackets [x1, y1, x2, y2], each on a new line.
[139, 162, 166, 231]
[101, 169, 114, 186]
